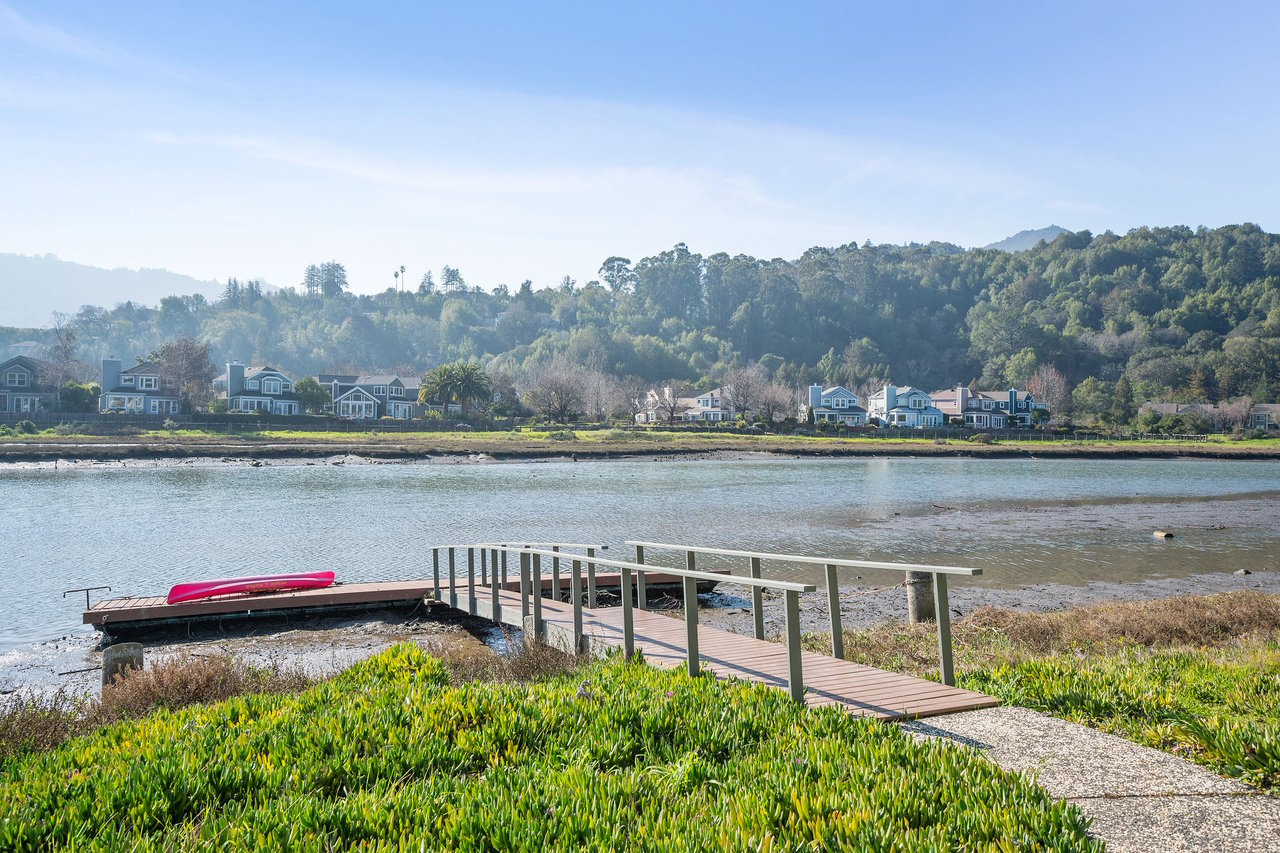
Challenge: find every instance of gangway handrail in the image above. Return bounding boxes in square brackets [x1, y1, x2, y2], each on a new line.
[472, 544, 816, 703]
[624, 540, 974, 686]
[429, 542, 608, 610]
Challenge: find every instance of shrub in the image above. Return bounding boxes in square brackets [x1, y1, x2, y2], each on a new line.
[15, 420, 36, 435]
[162, 418, 178, 432]
[52, 423, 78, 436]
[968, 431, 994, 444]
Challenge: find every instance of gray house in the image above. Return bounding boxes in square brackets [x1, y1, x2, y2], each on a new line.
[99, 357, 182, 414]
[0, 355, 56, 414]
[215, 363, 301, 415]
[319, 373, 417, 419]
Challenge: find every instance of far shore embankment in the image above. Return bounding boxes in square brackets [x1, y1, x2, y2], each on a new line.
[1, 431, 1278, 464]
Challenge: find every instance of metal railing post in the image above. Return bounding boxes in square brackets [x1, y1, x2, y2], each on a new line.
[551, 545, 561, 601]
[750, 556, 764, 640]
[467, 547, 477, 615]
[784, 589, 804, 704]
[826, 563, 844, 660]
[480, 548, 488, 586]
[635, 544, 647, 610]
[432, 547, 440, 602]
[684, 550, 699, 677]
[532, 553, 544, 637]
[448, 548, 457, 608]
[621, 566, 635, 659]
[501, 550, 508, 587]
[520, 551, 531, 618]
[571, 559, 584, 653]
[933, 572, 955, 686]
[586, 547, 597, 608]
[490, 548, 500, 623]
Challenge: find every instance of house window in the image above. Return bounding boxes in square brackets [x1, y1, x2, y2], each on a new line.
[909, 397, 924, 409]
[138, 376, 157, 390]
[246, 380, 259, 389]
[373, 385, 387, 396]
[390, 386, 403, 398]
[263, 379, 281, 395]
[17, 396, 36, 413]
[834, 397, 846, 408]
[5, 372, 27, 387]
[121, 376, 134, 385]
[982, 400, 994, 410]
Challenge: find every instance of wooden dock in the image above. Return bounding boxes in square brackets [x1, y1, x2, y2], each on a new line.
[443, 582, 998, 721]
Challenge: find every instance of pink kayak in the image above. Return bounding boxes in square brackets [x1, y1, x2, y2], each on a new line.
[166, 571, 336, 604]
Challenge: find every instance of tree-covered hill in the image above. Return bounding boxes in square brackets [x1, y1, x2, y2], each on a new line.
[4, 224, 1278, 418]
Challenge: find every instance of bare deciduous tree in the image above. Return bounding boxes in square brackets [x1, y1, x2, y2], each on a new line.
[522, 356, 586, 424]
[1212, 397, 1252, 432]
[39, 312, 86, 410]
[1028, 364, 1069, 421]
[150, 337, 217, 410]
[652, 381, 693, 425]
[755, 383, 796, 423]
[723, 365, 767, 419]
[581, 369, 624, 422]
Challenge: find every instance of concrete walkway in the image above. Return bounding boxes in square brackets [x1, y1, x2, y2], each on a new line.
[902, 707, 1280, 852]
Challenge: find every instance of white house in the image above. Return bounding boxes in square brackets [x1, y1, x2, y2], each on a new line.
[865, 384, 945, 428]
[801, 384, 866, 426]
[681, 387, 734, 423]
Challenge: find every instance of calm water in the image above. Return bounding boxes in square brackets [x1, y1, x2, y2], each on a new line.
[2, 457, 1278, 650]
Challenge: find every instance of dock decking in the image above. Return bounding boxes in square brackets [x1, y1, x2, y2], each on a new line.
[443, 582, 998, 721]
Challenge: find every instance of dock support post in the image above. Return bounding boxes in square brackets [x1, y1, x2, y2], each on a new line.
[571, 559, 584, 653]
[634, 544, 647, 610]
[531, 553, 543, 638]
[490, 548, 500, 623]
[826, 563, 843, 660]
[551, 545, 561, 601]
[907, 570, 935, 623]
[432, 548, 440, 603]
[933, 573, 955, 686]
[467, 547, 477, 615]
[621, 566, 634, 660]
[683, 550, 699, 677]
[784, 589, 804, 704]
[586, 547, 597, 608]
[750, 556, 764, 640]
[520, 552, 531, 618]
[448, 548, 457, 608]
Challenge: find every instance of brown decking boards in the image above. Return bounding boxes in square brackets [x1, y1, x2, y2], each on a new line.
[83, 580, 435, 626]
[443, 582, 999, 722]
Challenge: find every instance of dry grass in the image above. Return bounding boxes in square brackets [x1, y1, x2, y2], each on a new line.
[429, 634, 584, 685]
[1, 655, 313, 762]
[813, 590, 1280, 679]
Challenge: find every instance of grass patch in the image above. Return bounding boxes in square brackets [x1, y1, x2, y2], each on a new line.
[0, 644, 1098, 851]
[819, 591, 1280, 790]
[0, 655, 313, 763]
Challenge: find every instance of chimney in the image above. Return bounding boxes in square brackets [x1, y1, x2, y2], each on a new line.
[808, 384, 822, 412]
[1009, 388, 1017, 414]
[884, 384, 897, 411]
[957, 385, 969, 411]
[227, 362, 245, 398]
[101, 356, 121, 392]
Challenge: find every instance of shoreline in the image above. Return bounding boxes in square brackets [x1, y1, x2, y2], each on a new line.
[2, 436, 1279, 465]
[5, 569, 1276, 699]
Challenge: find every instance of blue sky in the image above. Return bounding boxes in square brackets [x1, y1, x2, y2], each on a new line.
[2, 1, 1278, 297]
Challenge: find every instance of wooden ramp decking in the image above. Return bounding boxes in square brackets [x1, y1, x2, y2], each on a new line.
[442, 582, 999, 721]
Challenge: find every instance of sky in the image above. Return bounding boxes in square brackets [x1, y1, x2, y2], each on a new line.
[2, 0, 1278, 299]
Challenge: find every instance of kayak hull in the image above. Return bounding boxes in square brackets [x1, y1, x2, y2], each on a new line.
[166, 572, 336, 605]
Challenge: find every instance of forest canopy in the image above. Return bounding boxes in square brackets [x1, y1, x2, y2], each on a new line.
[5, 224, 1279, 416]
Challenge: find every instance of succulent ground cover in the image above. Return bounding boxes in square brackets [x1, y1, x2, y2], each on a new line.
[1, 645, 1099, 851]
[825, 590, 1280, 790]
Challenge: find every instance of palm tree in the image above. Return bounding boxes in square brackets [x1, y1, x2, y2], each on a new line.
[452, 362, 491, 417]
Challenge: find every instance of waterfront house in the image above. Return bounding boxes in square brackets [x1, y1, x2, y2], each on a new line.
[801, 384, 866, 426]
[319, 373, 417, 419]
[99, 357, 182, 415]
[681, 387, 734, 423]
[931, 385, 1048, 428]
[1249, 403, 1280, 431]
[865, 384, 945, 428]
[0, 355, 57, 414]
[214, 363, 301, 415]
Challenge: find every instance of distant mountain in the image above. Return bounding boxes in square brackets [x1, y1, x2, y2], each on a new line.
[984, 225, 1070, 252]
[0, 253, 218, 329]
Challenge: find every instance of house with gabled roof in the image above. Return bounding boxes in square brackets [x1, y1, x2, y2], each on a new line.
[319, 373, 417, 419]
[801, 384, 866, 426]
[1249, 403, 1279, 431]
[0, 355, 57, 414]
[931, 385, 1048, 428]
[681, 387, 734, 423]
[214, 363, 301, 415]
[865, 384, 945, 428]
[99, 357, 183, 415]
